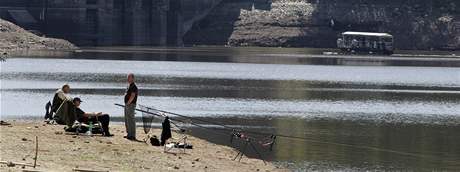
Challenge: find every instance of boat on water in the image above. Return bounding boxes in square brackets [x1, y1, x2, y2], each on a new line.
[337, 31, 394, 55]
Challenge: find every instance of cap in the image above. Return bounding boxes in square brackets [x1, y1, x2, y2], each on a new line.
[73, 97, 83, 102]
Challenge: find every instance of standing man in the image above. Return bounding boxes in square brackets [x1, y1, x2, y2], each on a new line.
[124, 73, 138, 140]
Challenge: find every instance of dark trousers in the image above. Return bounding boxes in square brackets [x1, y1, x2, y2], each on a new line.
[83, 114, 111, 135]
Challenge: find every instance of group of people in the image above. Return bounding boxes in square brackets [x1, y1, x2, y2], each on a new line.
[47, 73, 139, 140]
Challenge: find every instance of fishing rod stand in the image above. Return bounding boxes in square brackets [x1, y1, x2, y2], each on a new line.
[231, 131, 267, 165]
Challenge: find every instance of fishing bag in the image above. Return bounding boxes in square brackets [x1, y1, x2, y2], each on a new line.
[150, 135, 161, 146]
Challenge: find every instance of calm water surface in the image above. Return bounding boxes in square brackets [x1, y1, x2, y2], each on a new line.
[1, 47, 460, 171]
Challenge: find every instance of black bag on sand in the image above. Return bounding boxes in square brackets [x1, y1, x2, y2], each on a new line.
[150, 135, 161, 146]
[160, 117, 172, 146]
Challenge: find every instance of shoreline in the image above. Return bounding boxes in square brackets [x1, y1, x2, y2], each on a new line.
[0, 120, 283, 172]
[6, 46, 459, 61]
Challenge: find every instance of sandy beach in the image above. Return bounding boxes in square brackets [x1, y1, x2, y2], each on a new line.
[0, 121, 283, 172]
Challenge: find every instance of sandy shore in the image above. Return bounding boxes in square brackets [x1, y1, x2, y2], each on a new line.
[0, 121, 283, 172]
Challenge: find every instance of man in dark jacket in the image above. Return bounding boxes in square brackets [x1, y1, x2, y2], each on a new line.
[73, 97, 113, 137]
[124, 73, 138, 140]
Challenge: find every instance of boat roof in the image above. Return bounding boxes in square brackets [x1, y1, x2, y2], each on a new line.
[342, 31, 393, 37]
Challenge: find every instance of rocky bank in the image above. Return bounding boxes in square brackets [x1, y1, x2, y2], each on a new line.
[184, 0, 460, 50]
[0, 18, 76, 57]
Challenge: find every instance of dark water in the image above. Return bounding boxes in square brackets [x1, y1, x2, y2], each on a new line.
[1, 47, 460, 171]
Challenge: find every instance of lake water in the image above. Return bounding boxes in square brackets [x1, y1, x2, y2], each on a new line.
[1, 47, 460, 171]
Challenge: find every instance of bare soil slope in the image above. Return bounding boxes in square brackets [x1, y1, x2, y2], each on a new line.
[0, 19, 76, 56]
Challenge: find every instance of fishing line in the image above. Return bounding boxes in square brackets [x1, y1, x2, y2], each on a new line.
[142, 106, 237, 131]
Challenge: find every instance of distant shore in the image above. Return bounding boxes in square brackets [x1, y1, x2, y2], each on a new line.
[0, 121, 282, 172]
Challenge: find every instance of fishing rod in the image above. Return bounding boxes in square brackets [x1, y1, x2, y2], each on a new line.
[135, 105, 392, 148]
[114, 103, 232, 137]
[142, 106, 237, 131]
[115, 104, 456, 161]
[143, 106, 281, 141]
[141, 106, 338, 145]
[129, 105, 427, 164]
[138, 105, 278, 151]
[115, 103, 271, 163]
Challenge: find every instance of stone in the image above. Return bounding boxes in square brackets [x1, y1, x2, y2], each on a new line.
[6, 161, 15, 167]
[21, 138, 27, 141]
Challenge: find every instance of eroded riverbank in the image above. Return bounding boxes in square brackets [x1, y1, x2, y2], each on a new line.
[0, 19, 76, 58]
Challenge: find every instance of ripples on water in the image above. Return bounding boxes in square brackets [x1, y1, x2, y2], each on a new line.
[1, 47, 460, 171]
[2, 57, 459, 124]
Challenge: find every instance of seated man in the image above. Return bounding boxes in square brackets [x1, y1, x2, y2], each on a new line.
[52, 84, 76, 126]
[73, 97, 113, 137]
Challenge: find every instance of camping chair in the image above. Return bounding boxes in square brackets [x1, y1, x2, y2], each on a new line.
[44, 98, 74, 125]
[44, 101, 61, 125]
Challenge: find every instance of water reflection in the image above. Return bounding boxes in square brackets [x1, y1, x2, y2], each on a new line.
[3, 59, 460, 87]
[13, 47, 460, 67]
